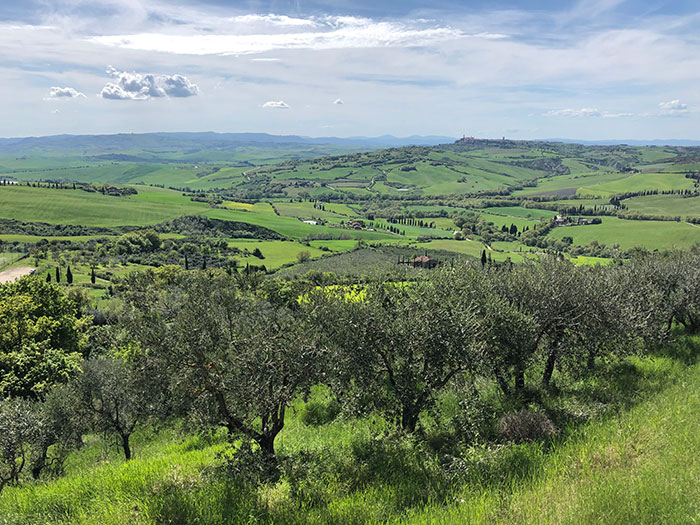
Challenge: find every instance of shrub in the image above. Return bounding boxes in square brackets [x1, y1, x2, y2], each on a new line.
[299, 398, 341, 426]
[497, 409, 558, 443]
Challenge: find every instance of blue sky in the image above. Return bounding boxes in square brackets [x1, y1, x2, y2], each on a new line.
[1, 0, 699, 139]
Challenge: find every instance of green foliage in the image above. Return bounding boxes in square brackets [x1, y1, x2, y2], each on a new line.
[0, 399, 39, 494]
[0, 278, 88, 399]
[120, 269, 323, 457]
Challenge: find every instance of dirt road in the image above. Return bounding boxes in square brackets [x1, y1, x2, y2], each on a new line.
[0, 266, 35, 284]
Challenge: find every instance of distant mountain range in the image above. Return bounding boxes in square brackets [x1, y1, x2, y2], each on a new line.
[0, 132, 457, 154]
[541, 138, 700, 147]
[1, 132, 698, 156]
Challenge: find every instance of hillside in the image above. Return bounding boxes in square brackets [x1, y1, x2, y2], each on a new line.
[2, 333, 698, 524]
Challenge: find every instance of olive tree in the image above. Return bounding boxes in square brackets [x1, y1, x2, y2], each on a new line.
[0, 399, 39, 494]
[74, 357, 150, 461]
[306, 266, 484, 433]
[120, 268, 320, 459]
[30, 384, 86, 479]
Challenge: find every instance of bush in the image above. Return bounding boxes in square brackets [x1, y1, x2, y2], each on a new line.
[299, 398, 341, 426]
[497, 409, 558, 443]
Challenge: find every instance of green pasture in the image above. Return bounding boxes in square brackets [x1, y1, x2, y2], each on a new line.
[478, 212, 542, 232]
[623, 194, 700, 218]
[579, 172, 694, 197]
[273, 201, 351, 220]
[0, 185, 208, 227]
[226, 239, 329, 269]
[638, 148, 677, 163]
[414, 239, 527, 263]
[482, 206, 557, 220]
[513, 171, 627, 197]
[0, 234, 113, 243]
[547, 216, 700, 251]
[0, 251, 26, 270]
[306, 239, 361, 252]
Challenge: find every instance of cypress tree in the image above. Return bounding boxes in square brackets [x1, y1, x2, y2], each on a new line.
[91, 268, 96, 284]
[481, 250, 487, 267]
[46, 272, 51, 283]
[66, 266, 73, 284]
[55, 267, 60, 283]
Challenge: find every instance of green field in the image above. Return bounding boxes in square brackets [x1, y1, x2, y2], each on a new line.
[513, 171, 625, 197]
[623, 194, 700, 218]
[580, 172, 694, 197]
[0, 251, 26, 270]
[226, 239, 330, 269]
[547, 216, 700, 251]
[0, 185, 208, 227]
[482, 206, 557, 220]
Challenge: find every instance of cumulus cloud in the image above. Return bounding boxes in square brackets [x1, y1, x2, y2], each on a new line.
[333, 98, 344, 105]
[659, 99, 689, 116]
[46, 86, 85, 99]
[89, 16, 464, 56]
[261, 100, 290, 109]
[100, 66, 199, 100]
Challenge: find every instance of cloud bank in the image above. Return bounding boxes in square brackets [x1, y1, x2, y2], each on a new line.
[89, 16, 467, 56]
[100, 66, 199, 100]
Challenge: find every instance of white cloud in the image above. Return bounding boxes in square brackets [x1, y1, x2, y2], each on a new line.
[89, 16, 463, 56]
[333, 98, 344, 105]
[659, 99, 689, 116]
[230, 15, 316, 27]
[545, 108, 601, 117]
[46, 86, 85, 99]
[100, 66, 199, 100]
[546, 108, 639, 118]
[261, 100, 290, 109]
[602, 112, 635, 118]
[160, 74, 200, 97]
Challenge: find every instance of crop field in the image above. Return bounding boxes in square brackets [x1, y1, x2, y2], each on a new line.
[547, 216, 700, 250]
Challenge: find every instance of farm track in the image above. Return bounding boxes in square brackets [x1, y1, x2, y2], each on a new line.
[0, 266, 34, 283]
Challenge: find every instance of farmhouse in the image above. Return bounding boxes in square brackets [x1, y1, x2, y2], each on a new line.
[410, 255, 439, 269]
[553, 215, 593, 227]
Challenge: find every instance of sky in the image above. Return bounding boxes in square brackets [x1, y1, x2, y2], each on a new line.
[1, 0, 699, 140]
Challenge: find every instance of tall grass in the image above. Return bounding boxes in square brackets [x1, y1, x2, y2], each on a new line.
[2, 338, 699, 524]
